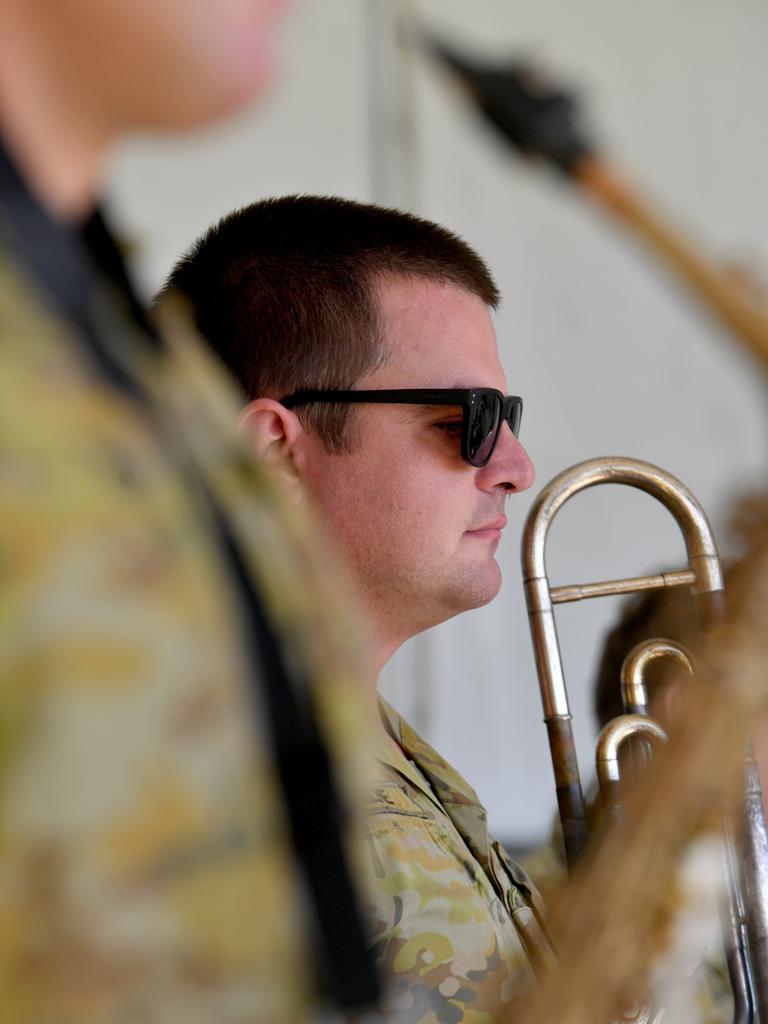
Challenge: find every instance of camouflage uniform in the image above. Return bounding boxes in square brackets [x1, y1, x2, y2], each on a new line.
[0, 144, 377, 1023]
[365, 700, 553, 1023]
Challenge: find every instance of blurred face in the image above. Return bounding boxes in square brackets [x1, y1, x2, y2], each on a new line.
[300, 276, 535, 651]
[28, 0, 289, 129]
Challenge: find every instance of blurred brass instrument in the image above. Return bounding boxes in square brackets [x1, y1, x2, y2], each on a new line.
[521, 456, 768, 1022]
[427, 42, 768, 376]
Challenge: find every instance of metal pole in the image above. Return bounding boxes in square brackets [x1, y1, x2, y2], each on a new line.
[364, 0, 420, 211]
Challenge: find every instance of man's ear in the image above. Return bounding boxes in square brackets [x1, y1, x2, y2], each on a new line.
[239, 398, 307, 501]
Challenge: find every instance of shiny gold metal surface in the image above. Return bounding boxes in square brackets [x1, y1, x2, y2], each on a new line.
[521, 456, 767, 1023]
[551, 570, 695, 605]
[596, 715, 669, 783]
[596, 714, 668, 827]
[521, 455, 723, 867]
[620, 639, 694, 717]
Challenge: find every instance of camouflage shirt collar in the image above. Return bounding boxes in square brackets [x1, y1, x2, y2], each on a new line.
[377, 698, 492, 869]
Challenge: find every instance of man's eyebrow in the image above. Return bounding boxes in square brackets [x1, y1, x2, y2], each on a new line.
[401, 399, 465, 421]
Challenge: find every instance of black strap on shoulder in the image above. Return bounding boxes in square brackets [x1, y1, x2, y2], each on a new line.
[213, 508, 381, 1010]
[0, 141, 158, 400]
[0, 137, 380, 1014]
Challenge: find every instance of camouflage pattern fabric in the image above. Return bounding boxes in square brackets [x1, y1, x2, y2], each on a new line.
[0, 246, 373, 1023]
[364, 700, 554, 1023]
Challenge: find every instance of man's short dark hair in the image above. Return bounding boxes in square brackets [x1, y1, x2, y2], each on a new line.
[158, 195, 500, 450]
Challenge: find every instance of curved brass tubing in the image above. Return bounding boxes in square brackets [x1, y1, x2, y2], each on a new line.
[521, 456, 723, 868]
[621, 638, 695, 718]
[620, 639, 695, 773]
[521, 456, 765, 1023]
[595, 714, 667, 826]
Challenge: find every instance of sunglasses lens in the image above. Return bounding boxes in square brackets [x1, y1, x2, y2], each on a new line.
[467, 393, 502, 466]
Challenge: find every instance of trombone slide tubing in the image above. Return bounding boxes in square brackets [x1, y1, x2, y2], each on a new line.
[522, 456, 724, 869]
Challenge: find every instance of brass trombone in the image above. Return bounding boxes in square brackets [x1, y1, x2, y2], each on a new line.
[621, 638, 694, 719]
[610, 639, 759, 1024]
[521, 455, 768, 1022]
[615, 638, 694, 772]
[595, 714, 667, 825]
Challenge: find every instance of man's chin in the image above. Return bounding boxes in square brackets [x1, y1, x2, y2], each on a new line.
[451, 561, 502, 612]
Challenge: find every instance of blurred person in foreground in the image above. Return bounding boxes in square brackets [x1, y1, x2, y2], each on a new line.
[160, 195, 554, 1023]
[0, 3, 380, 1021]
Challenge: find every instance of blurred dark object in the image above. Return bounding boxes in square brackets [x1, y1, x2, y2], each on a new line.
[427, 38, 594, 174]
[425, 34, 768, 378]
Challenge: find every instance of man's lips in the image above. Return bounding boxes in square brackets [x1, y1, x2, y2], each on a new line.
[465, 516, 507, 540]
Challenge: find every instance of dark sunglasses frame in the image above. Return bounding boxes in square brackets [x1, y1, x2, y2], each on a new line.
[280, 388, 523, 468]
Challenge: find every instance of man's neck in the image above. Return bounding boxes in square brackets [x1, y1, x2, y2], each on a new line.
[371, 611, 422, 677]
[0, 24, 109, 219]
[350, 617, 395, 724]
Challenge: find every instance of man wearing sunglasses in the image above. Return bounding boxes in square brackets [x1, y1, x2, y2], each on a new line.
[161, 194, 553, 1020]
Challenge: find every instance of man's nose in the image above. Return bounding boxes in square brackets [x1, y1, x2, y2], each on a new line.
[476, 422, 535, 493]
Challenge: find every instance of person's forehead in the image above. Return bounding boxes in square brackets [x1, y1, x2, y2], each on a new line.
[370, 275, 506, 389]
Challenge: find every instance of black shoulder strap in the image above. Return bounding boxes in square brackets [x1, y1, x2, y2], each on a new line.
[213, 508, 381, 1010]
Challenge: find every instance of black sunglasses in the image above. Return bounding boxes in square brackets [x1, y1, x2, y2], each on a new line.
[280, 388, 523, 468]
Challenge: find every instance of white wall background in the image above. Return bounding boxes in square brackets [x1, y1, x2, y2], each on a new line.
[109, 0, 768, 847]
